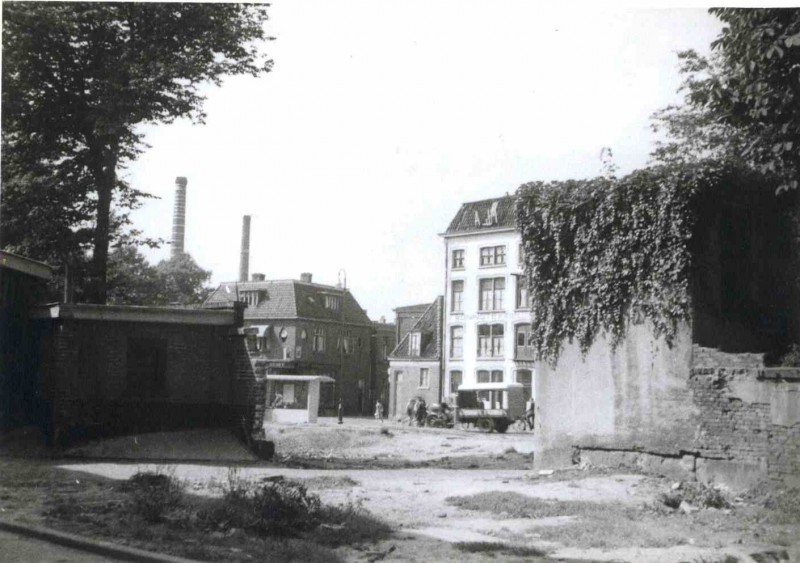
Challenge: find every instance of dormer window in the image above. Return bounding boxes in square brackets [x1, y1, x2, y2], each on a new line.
[324, 294, 341, 311]
[239, 290, 264, 307]
[409, 332, 421, 356]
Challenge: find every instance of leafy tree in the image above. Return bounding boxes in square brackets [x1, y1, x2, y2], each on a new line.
[154, 253, 212, 306]
[107, 247, 212, 307]
[652, 9, 800, 192]
[1, 3, 272, 303]
[106, 246, 160, 306]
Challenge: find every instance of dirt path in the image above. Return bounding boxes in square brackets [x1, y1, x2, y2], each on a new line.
[9, 424, 796, 562]
[60, 462, 795, 563]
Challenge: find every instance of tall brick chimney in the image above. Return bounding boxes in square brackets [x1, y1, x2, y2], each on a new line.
[171, 177, 188, 259]
[239, 215, 251, 282]
[300, 272, 313, 283]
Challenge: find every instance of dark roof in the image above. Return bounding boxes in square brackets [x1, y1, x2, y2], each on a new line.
[394, 303, 431, 313]
[388, 297, 443, 361]
[0, 250, 53, 280]
[204, 279, 372, 325]
[444, 195, 516, 235]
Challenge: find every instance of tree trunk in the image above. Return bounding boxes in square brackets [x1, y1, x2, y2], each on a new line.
[88, 146, 117, 304]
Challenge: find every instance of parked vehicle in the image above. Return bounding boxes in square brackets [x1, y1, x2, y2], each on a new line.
[455, 382, 526, 433]
[425, 402, 454, 428]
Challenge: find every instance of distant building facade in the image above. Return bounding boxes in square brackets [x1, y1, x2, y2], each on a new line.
[371, 319, 396, 411]
[204, 272, 378, 416]
[441, 196, 534, 404]
[387, 297, 443, 417]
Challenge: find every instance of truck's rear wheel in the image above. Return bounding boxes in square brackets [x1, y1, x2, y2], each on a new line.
[494, 420, 510, 434]
[477, 418, 494, 432]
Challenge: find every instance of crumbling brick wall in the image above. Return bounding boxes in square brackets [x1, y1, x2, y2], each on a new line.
[577, 348, 799, 488]
[688, 367, 770, 463]
[687, 363, 800, 486]
[769, 422, 800, 483]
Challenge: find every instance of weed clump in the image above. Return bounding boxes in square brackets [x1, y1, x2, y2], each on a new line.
[657, 482, 732, 510]
[204, 472, 321, 536]
[121, 470, 185, 523]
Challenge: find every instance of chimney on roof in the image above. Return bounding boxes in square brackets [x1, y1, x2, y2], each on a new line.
[171, 177, 188, 258]
[300, 272, 312, 283]
[239, 215, 251, 282]
[251, 273, 265, 282]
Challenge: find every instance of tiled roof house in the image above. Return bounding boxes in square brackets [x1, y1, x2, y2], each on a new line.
[387, 297, 444, 417]
[204, 274, 377, 416]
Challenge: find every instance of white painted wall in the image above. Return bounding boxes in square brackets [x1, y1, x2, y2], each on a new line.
[442, 228, 535, 399]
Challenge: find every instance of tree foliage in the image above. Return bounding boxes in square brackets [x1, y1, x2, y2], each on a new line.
[1, 2, 272, 302]
[515, 162, 730, 363]
[652, 9, 800, 192]
[107, 247, 211, 306]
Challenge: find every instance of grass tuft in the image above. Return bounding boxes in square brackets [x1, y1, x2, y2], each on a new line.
[454, 541, 547, 556]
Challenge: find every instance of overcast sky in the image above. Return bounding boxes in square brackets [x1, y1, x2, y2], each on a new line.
[127, 1, 724, 321]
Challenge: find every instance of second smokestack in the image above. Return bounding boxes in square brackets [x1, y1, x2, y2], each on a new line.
[239, 215, 251, 282]
[171, 177, 188, 259]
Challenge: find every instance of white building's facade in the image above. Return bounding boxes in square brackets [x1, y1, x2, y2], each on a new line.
[442, 196, 535, 403]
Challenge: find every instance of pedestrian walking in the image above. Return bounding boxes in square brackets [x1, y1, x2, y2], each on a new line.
[374, 400, 384, 423]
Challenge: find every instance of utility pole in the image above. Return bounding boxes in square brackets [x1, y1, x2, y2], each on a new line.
[338, 269, 347, 424]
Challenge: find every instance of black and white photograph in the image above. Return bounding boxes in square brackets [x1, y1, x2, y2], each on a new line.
[1, 2, 799, 562]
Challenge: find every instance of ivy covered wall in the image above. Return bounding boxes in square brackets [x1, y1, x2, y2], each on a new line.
[515, 162, 797, 364]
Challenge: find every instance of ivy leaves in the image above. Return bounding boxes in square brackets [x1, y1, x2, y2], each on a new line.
[515, 162, 727, 364]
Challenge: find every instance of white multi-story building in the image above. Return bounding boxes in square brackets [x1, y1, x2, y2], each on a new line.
[441, 195, 535, 403]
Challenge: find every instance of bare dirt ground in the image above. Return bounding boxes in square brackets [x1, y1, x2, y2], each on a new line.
[2, 420, 799, 562]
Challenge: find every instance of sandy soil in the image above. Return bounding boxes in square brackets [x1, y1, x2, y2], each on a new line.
[59, 461, 798, 563]
[7, 423, 798, 562]
[264, 417, 536, 464]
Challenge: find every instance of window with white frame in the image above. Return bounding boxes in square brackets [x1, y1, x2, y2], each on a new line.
[419, 368, 430, 388]
[450, 326, 463, 359]
[516, 369, 533, 403]
[451, 248, 465, 269]
[338, 329, 354, 355]
[450, 370, 462, 394]
[477, 369, 504, 383]
[313, 327, 325, 352]
[451, 280, 464, 313]
[409, 332, 421, 356]
[479, 277, 505, 311]
[477, 324, 504, 357]
[479, 245, 506, 266]
[516, 275, 530, 309]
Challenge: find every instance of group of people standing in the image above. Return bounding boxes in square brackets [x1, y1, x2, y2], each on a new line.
[373, 396, 535, 430]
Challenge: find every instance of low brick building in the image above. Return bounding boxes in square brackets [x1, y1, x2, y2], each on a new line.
[30, 302, 245, 443]
[387, 297, 444, 418]
[0, 251, 53, 430]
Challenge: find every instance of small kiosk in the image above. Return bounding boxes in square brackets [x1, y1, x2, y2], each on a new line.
[263, 374, 335, 424]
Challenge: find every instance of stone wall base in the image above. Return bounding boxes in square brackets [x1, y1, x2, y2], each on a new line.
[570, 447, 767, 489]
